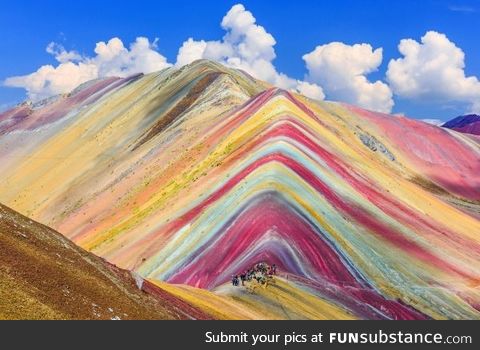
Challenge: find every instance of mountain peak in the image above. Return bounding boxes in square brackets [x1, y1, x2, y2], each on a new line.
[443, 114, 480, 135]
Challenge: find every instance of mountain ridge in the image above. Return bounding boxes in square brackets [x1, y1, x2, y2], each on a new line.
[443, 114, 480, 136]
[0, 202, 211, 320]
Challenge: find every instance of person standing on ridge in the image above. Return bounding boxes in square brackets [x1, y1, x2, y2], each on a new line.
[240, 272, 246, 286]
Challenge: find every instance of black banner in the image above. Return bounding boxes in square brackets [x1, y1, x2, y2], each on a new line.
[1, 321, 477, 349]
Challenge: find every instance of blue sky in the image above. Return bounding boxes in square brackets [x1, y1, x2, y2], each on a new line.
[1, 0, 479, 121]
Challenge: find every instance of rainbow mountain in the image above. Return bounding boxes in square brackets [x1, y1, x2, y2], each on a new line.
[1, 60, 479, 319]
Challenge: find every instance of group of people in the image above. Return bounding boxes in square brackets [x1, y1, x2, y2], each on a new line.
[231, 262, 277, 290]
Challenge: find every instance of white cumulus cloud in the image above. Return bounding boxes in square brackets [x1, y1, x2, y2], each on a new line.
[386, 31, 480, 113]
[175, 4, 325, 101]
[176, 38, 208, 68]
[7, 5, 479, 117]
[295, 81, 326, 101]
[302, 42, 394, 113]
[4, 37, 171, 101]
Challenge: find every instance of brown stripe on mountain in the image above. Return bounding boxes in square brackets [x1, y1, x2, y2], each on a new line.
[132, 71, 222, 151]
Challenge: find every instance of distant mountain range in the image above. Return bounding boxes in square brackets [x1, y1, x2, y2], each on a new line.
[1, 60, 479, 319]
[443, 114, 480, 136]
